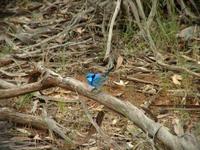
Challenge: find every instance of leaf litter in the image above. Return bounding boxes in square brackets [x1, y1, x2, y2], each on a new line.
[0, 0, 199, 150]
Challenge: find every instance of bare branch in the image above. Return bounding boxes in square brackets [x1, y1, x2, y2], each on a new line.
[0, 77, 54, 99]
[104, 0, 122, 60]
[0, 107, 46, 129]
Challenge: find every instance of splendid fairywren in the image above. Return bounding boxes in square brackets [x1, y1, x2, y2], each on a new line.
[86, 66, 114, 90]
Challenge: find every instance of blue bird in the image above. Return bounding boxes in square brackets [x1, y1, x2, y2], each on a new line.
[86, 66, 114, 90]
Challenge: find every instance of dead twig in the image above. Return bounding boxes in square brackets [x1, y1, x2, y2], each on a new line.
[104, 0, 122, 60]
[47, 38, 92, 50]
[167, 89, 200, 98]
[18, 145, 53, 150]
[157, 60, 200, 78]
[177, 0, 200, 19]
[0, 55, 14, 67]
[122, 76, 159, 86]
[0, 69, 27, 77]
[21, 8, 94, 51]
[152, 104, 200, 111]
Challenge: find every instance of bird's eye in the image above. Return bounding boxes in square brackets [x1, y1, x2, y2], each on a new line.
[92, 74, 96, 78]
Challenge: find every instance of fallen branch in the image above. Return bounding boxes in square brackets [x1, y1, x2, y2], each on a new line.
[0, 79, 17, 89]
[0, 77, 53, 99]
[0, 55, 14, 67]
[157, 60, 200, 78]
[0, 107, 47, 129]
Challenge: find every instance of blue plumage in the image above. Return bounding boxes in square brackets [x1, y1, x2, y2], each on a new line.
[86, 66, 114, 90]
[86, 73, 108, 89]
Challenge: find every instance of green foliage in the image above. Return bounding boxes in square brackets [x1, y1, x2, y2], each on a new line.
[159, 72, 173, 90]
[120, 23, 148, 55]
[55, 48, 68, 72]
[0, 46, 13, 57]
[16, 93, 33, 109]
[121, 23, 138, 39]
[121, 13, 180, 56]
[179, 110, 190, 122]
[154, 17, 179, 51]
[57, 101, 66, 113]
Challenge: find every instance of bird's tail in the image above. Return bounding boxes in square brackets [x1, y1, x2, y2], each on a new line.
[103, 65, 114, 77]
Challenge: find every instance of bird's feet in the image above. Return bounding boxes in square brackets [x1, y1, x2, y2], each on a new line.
[87, 85, 102, 94]
[91, 87, 102, 94]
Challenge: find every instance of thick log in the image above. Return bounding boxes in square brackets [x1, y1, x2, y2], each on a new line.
[0, 107, 46, 129]
[0, 77, 53, 99]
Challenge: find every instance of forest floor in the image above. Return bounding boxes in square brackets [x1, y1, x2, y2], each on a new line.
[0, 0, 200, 150]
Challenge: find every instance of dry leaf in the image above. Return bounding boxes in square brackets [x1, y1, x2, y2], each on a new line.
[113, 80, 128, 87]
[114, 92, 123, 97]
[16, 128, 31, 136]
[33, 134, 41, 140]
[9, 16, 31, 24]
[142, 85, 156, 94]
[171, 74, 182, 85]
[127, 142, 134, 149]
[94, 105, 104, 111]
[116, 55, 123, 69]
[55, 34, 65, 43]
[112, 119, 118, 125]
[76, 27, 85, 34]
[89, 147, 98, 150]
